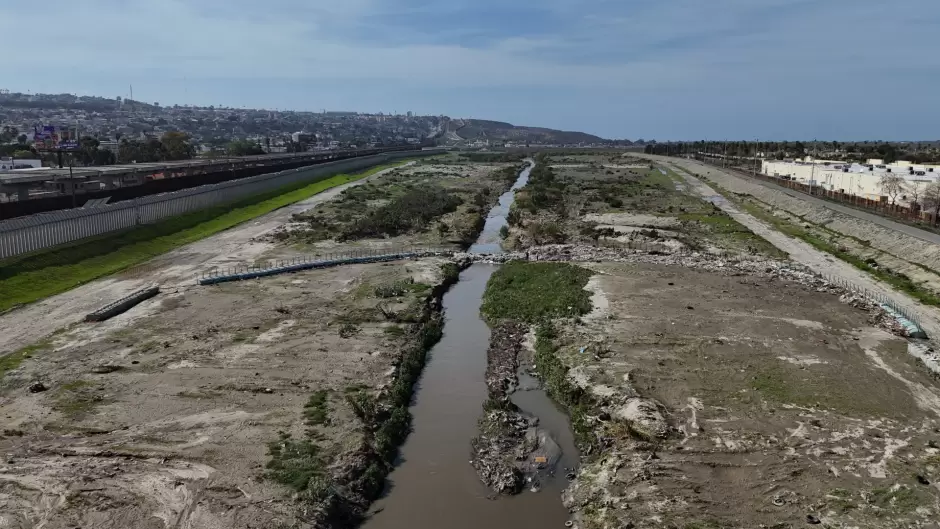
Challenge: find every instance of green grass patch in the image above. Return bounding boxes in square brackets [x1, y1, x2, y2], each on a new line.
[53, 380, 107, 418]
[373, 278, 430, 298]
[0, 161, 410, 313]
[265, 432, 332, 500]
[440, 262, 461, 284]
[383, 324, 406, 337]
[481, 262, 593, 323]
[0, 339, 54, 379]
[303, 390, 330, 426]
[826, 488, 858, 513]
[748, 361, 904, 417]
[869, 486, 922, 513]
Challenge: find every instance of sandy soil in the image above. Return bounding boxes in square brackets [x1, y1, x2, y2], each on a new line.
[0, 158, 521, 528]
[0, 259, 448, 528]
[559, 262, 940, 528]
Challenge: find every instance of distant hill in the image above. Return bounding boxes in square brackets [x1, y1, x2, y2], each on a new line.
[448, 118, 606, 144]
[0, 92, 159, 113]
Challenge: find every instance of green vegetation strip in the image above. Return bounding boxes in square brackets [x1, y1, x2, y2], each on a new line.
[0, 161, 409, 313]
[0, 340, 52, 379]
[481, 261, 593, 323]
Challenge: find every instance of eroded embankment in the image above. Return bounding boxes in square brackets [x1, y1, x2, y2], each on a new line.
[472, 262, 593, 494]
[299, 262, 463, 528]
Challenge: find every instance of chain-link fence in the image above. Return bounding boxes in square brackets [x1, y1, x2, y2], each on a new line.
[0, 151, 433, 260]
[819, 272, 923, 330]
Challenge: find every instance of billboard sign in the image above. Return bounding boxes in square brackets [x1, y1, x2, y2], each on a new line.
[33, 126, 80, 151]
[33, 125, 59, 151]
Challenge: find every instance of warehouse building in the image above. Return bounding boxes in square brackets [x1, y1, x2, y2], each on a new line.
[761, 158, 940, 205]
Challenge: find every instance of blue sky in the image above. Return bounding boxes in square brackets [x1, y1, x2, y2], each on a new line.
[3, 0, 938, 140]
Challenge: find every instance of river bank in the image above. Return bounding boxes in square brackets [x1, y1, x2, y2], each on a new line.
[0, 159, 534, 529]
[488, 152, 940, 529]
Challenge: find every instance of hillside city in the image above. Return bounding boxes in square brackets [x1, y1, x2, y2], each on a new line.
[0, 91, 621, 168]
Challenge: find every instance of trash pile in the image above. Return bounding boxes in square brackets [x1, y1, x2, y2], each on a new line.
[471, 408, 530, 495]
[484, 322, 527, 401]
[470, 321, 560, 495]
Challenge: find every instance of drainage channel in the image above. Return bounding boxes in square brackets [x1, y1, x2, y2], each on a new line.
[363, 162, 578, 529]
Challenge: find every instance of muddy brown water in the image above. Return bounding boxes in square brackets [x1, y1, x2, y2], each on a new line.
[363, 162, 578, 529]
[468, 163, 531, 254]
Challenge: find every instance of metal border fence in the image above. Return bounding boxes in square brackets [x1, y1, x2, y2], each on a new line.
[0, 151, 438, 260]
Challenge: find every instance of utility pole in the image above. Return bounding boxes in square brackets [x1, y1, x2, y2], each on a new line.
[809, 139, 817, 194]
[754, 138, 760, 177]
[68, 152, 76, 208]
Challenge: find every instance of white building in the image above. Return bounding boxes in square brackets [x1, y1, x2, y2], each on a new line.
[0, 157, 42, 171]
[762, 159, 940, 205]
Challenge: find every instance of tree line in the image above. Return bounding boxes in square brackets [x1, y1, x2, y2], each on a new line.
[645, 141, 940, 164]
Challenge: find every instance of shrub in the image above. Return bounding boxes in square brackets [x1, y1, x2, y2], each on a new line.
[527, 221, 567, 245]
[340, 187, 463, 240]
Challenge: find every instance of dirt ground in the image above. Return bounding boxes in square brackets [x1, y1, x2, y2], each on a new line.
[656, 155, 940, 297]
[0, 164, 414, 360]
[505, 154, 785, 259]
[0, 158, 514, 528]
[647, 156, 940, 352]
[492, 154, 940, 528]
[0, 259, 449, 528]
[556, 262, 940, 529]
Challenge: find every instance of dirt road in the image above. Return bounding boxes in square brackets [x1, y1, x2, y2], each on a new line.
[0, 164, 411, 357]
[640, 155, 940, 345]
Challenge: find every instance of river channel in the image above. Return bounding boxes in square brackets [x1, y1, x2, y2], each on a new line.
[362, 162, 578, 529]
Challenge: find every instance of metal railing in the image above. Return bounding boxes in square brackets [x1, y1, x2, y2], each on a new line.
[198, 246, 454, 285]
